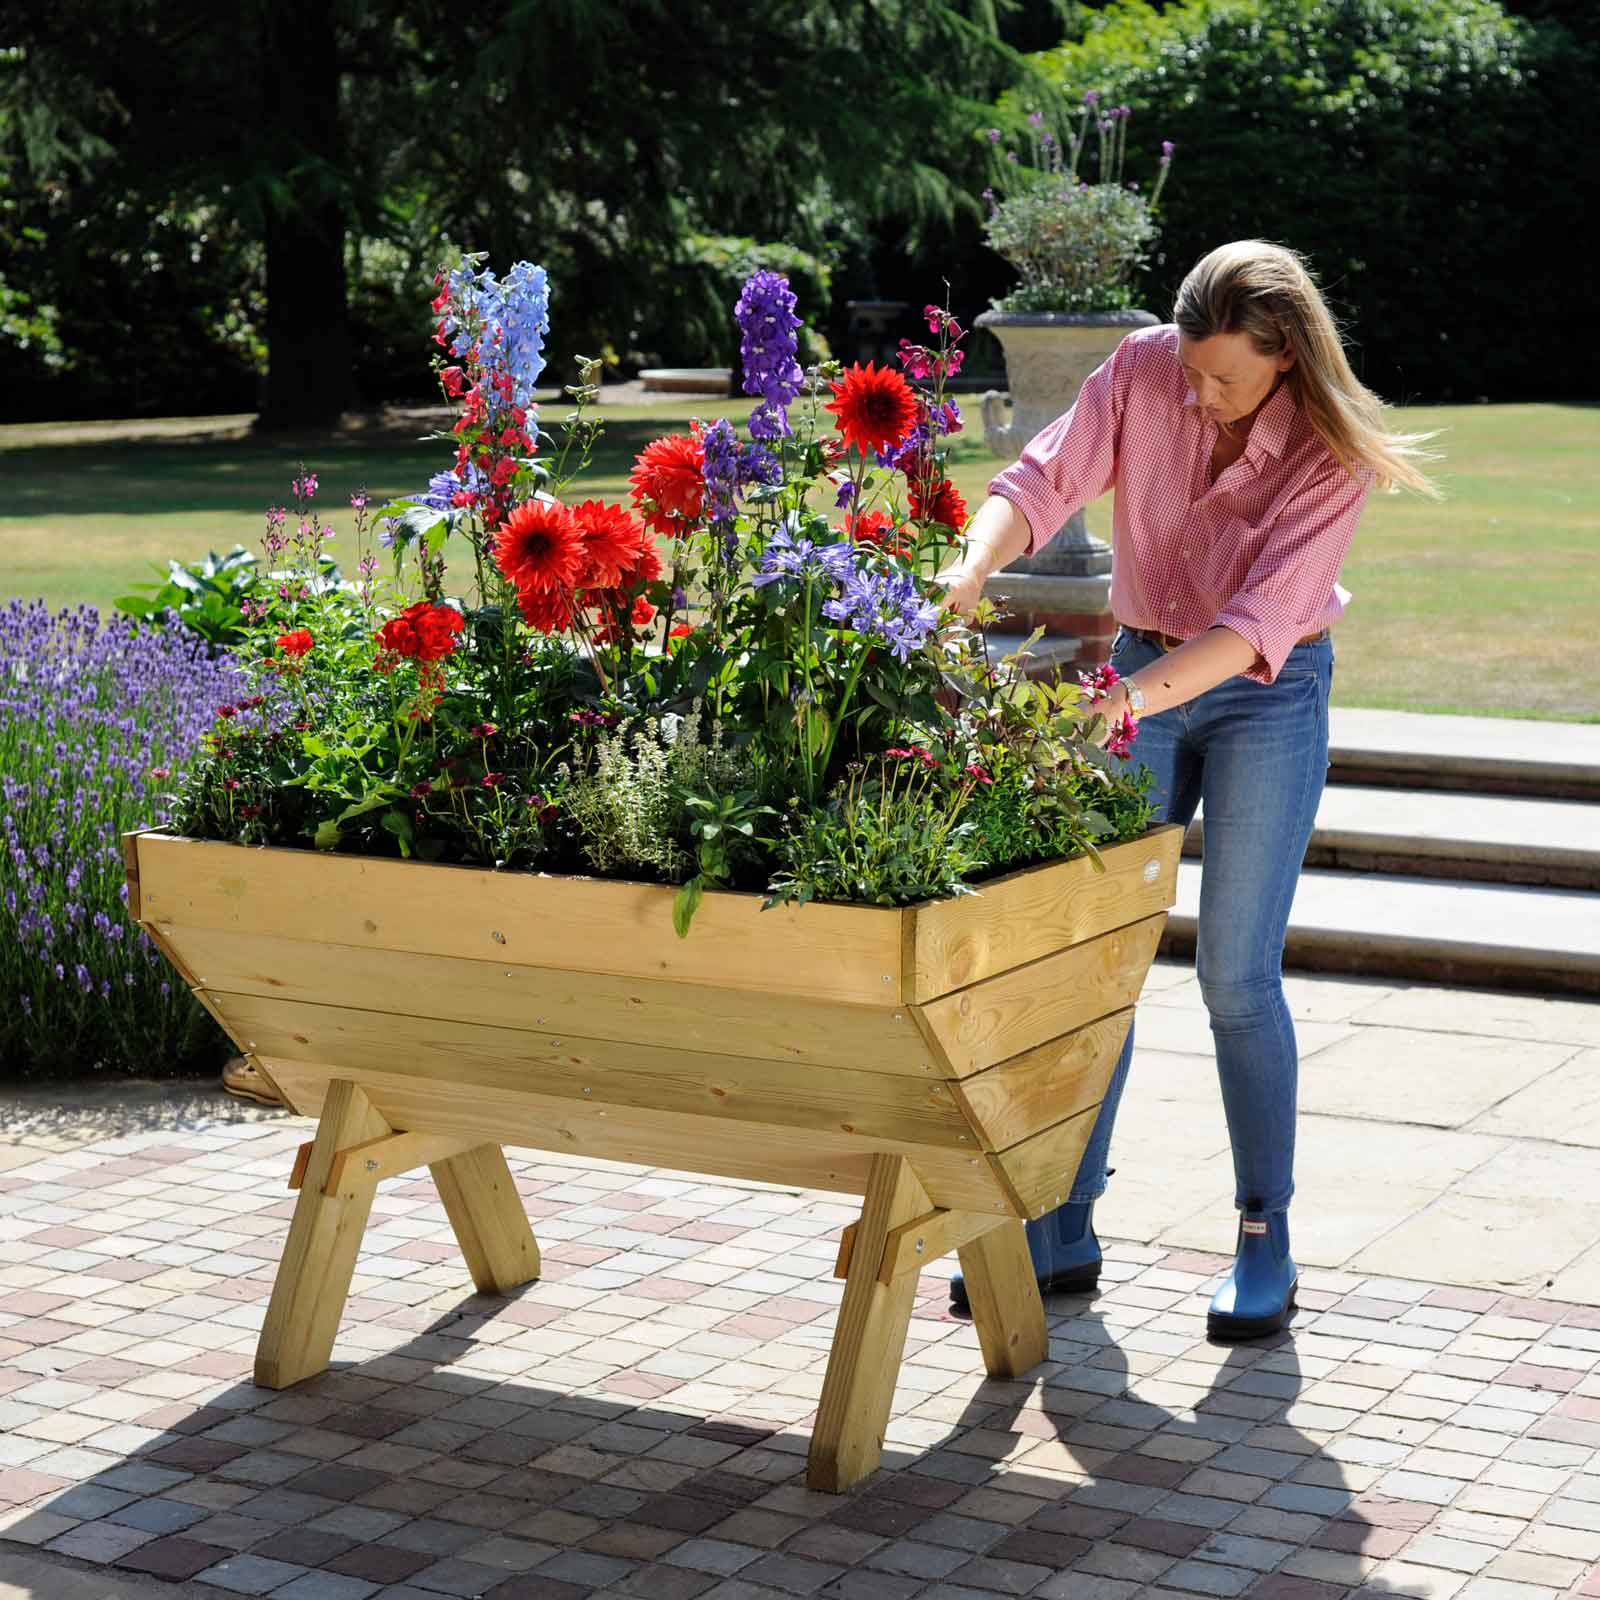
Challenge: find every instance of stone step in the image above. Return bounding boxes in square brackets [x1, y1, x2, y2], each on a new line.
[1329, 707, 1600, 800]
[1184, 784, 1600, 890]
[1162, 860, 1600, 996]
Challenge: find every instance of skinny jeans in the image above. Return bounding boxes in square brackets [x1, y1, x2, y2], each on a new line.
[1064, 625, 1334, 1215]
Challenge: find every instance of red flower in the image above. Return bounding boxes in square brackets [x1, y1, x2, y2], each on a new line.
[571, 499, 648, 588]
[517, 584, 577, 635]
[909, 476, 968, 532]
[275, 629, 313, 657]
[669, 622, 695, 638]
[375, 602, 463, 664]
[494, 498, 586, 593]
[825, 362, 919, 457]
[628, 433, 705, 536]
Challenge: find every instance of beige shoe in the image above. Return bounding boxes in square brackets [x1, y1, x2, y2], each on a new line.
[221, 1055, 283, 1107]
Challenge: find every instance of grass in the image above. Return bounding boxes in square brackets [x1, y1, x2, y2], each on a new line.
[2, 397, 1594, 720]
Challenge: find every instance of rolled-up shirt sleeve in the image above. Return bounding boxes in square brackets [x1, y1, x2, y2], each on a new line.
[1214, 460, 1376, 683]
[986, 331, 1140, 557]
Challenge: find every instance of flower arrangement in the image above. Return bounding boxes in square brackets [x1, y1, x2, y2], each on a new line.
[983, 96, 1175, 314]
[172, 259, 1154, 934]
[0, 602, 234, 1076]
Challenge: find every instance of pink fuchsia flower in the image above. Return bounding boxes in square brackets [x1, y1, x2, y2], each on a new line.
[1077, 662, 1121, 702]
[897, 339, 934, 380]
[964, 763, 994, 785]
[1106, 711, 1139, 758]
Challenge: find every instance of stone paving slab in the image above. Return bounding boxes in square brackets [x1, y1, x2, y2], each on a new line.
[8, 1093, 1600, 1600]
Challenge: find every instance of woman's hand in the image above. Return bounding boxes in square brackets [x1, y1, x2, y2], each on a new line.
[933, 563, 985, 620]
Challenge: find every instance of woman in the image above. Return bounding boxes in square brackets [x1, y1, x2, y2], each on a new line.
[938, 240, 1438, 1340]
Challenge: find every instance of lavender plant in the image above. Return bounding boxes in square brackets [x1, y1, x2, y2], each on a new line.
[0, 603, 238, 1078]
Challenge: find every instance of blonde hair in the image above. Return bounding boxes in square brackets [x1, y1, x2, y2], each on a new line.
[1175, 240, 1441, 498]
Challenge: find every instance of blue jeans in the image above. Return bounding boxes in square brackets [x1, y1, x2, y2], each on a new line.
[1065, 625, 1334, 1215]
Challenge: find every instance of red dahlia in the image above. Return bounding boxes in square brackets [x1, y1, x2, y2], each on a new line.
[571, 499, 648, 588]
[909, 476, 968, 532]
[845, 510, 897, 546]
[494, 498, 586, 593]
[517, 584, 577, 635]
[628, 433, 705, 537]
[824, 362, 919, 456]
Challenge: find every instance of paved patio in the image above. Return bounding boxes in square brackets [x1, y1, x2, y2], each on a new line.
[4, 963, 1600, 1600]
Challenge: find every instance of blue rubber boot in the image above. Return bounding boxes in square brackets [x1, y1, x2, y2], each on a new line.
[1207, 1207, 1296, 1342]
[948, 1196, 1102, 1315]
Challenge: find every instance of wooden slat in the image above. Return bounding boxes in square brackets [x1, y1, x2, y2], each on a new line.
[834, 1223, 857, 1279]
[809, 1154, 929, 1491]
[877, 1208, 1006, 1284]
[956, 1222, 1049, 1379]
[208, 992, 974, 1151]
[120, 830, 146, 922]
[906, 825, 1183, 1001]
[324, 1131, 480, 1194]
[262, 1059, 1014, 1215]
[951, 1010, 1132, 1152]
[990, 1103, 1101, 1219]
[915, 913, 1164, 1077]
[135, 833, 908, 1006]
[163, 927, 937, 1076]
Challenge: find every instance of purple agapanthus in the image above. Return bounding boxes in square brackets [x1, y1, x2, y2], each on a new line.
[734, 271, 804, 442]
[752, 527, 854, 588]
[0, 602, 241, 1076]
[700, 419, 779, 523]
[822, 564, 942, 663]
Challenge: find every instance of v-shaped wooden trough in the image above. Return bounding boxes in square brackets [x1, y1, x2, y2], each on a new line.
[124, 823, 1183, 1490]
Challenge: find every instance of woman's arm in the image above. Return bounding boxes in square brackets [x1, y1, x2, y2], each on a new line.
[933, 494, 1033, 615]
[1103, 626, 1261, 722]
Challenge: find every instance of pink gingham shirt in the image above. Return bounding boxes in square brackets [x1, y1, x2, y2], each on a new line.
[988, 323, 1375, 683]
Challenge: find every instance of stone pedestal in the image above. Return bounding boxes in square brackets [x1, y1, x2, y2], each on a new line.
[975, 310, 1157, 679]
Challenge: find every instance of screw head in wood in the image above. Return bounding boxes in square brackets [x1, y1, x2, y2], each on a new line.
[492, 930, 507, 943]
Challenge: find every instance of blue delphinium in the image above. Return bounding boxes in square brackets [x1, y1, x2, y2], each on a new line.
[416, 461, 490, 512]
[444, 258, 550, 409]
[734, 271, 804, 442]
[752, 527, 854, 588]
[822, 565, 942, 663]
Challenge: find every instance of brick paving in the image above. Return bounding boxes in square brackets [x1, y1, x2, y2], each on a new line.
[5, 1119, 1600, 1599]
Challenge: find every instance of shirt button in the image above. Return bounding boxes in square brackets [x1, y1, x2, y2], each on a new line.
[1182, 549, 1191, 559]
[1167, 600, 1177, 611]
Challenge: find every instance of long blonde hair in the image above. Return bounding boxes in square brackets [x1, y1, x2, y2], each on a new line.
[1174, 240, 1440, 498]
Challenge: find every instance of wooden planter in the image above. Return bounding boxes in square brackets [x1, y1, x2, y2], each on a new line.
[123, 824, 1182, 1490]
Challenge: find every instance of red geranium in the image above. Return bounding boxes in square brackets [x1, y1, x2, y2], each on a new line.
[844, 509, 913, 560]
[494, 498, 586, 593]
[275, 629, 313, 657]
[909, 476, 968, 532]
[825, 362, 919, 456]
[628, 433, 705, 537]
[571, 499, 648, 588]
[374, 602, 463, 665]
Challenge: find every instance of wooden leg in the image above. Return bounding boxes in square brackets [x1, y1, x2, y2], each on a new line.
[256, 1080, 390, 1389]
[956, 1220, 1049, 1379]
[430, 1144, 541, 1293]
[808, 1153, 930, 1492]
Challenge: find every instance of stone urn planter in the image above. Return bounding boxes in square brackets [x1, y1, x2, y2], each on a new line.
[975, 310, 1159, 674]
[123, 823, 1182, 1491]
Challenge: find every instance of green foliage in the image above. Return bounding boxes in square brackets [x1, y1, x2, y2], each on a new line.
[1027, 0, 1599, 400]
[764, 752, 988, 910]
[985, 178, 1158, 312]
[114, 547, 260, 650]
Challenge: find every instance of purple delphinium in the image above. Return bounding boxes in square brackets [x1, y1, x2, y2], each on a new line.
[734, 271, 804, 442]
[822, 565, 942, 663]
[0, 602, 241, 1077]
[700, 418, 779, 523]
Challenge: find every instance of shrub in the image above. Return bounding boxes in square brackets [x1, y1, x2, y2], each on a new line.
[1027, 0, 1598, 400]
[0, 603, 237, 1079]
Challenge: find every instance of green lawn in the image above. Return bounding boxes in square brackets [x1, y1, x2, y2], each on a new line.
[2, 398, 1594, 720]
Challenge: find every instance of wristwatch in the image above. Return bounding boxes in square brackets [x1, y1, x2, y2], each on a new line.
[1123, 679, 1147, 718]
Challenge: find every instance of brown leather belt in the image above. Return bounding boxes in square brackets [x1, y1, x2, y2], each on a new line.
[1127, 625, 1329, 653]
